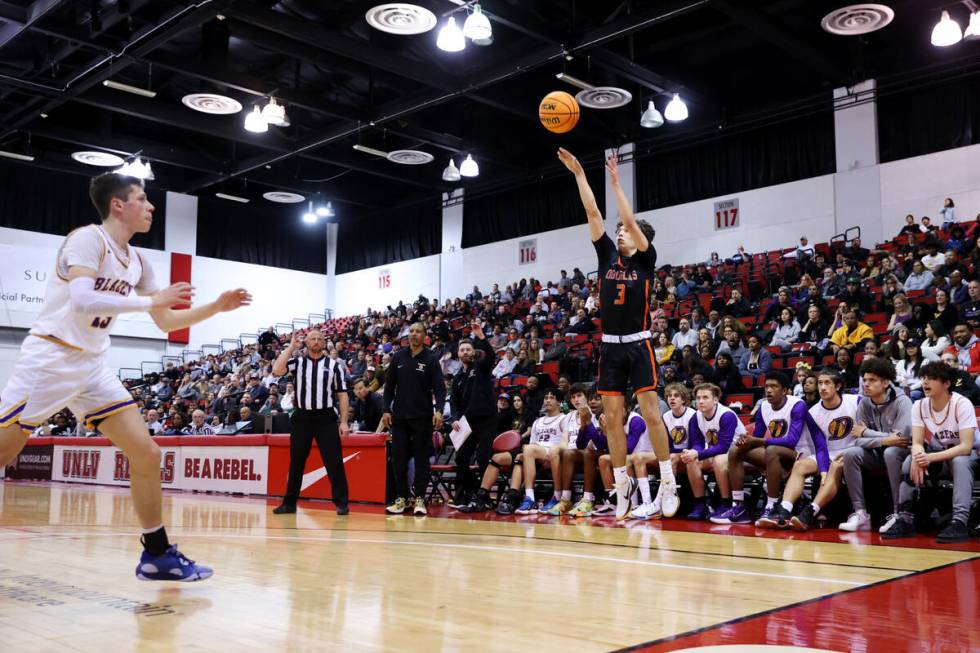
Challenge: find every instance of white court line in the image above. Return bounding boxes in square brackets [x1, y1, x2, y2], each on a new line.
[1, 529, 867, 586]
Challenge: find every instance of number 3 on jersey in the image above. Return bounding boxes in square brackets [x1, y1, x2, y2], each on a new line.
[90, 316, 112, 329]
[614, 283, 626, 305]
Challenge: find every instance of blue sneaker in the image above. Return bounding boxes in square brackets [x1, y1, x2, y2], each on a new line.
[136, 545, 213, 582]
[710, 503, 752, 525]
[709, 502, 731, 522]
[686, 502, 709, 520]
[515, 497, 538, 515]
[540, 497, 559, 514]
[756, 504, 790, 529]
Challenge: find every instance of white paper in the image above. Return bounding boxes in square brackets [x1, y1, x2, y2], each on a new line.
[449, 416, 472, 450]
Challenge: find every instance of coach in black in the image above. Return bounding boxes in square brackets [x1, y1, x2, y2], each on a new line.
[447, 321, 496, 509]
[271, 329, 350, 515]
[381, 322, 445, 516]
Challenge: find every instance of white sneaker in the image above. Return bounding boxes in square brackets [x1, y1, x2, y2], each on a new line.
[592, 500, 615, 515]
[615, 478, 638, 521]
[878, 513, 898, 534]
[629, 502, 662, 520]
[658, 478, 680, 518]
[839, 511, 871, 532]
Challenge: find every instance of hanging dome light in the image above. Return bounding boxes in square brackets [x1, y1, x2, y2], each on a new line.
[463, 4, 492, 42]
[436, 16, 465, 52]
[964, 12, 980, 40]
[316, 201, 335, 218]
[302, 201, 318, 224]
[116, 156, 154, 180]
[442, 157, 461, 182]
[459, 154, 479, 177]
[261, 97, 288, 127]
[664, 94, 688, 122]
[244, 106, 268, 133]
[640, 100, 664, 128]
[931, 10, 963, 46]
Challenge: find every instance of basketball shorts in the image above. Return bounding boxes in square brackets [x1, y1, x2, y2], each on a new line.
[0, 335, 136, 433]
[597, 339, 658, 396]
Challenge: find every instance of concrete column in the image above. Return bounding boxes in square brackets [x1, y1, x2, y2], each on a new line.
[832, 80, 883, 244]
[439, 188, 465, 302]
[325, 221, 338, 317]
[163, 191, 197, 254]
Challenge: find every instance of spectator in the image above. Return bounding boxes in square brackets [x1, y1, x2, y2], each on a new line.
[738, 334, 772, 378]
[763, 287, 795, 323]
[837, 277, 872, 314]
[920, 243, 945, 273]
[259, 392, 282, 415]
[489, 325, 507, 351]
[163, 413, 188, 435]
[948, 270, 969, 306]
[724, 288, 751, 317]
[800, 373, 820, 407]
[886, 293, 913, 333]
[830, 310, 874, 353]
[962, 280, 980, 328]
[557, 270, 571, 292]
[145, 408, 163, 435]
[712, 352, 744, 398]
[696, 328, 716, 359]
[246, 374, 269, 406]
[565, 308, 595, 335]
[770, 307, 801, 350]
[236, 406, 255, 434]
[492, 350, 518, 379]
[931, 289, 959, 331]
[280, 382, 296, 414]
[903, 261, 934, 292]
[946, 225, 970, 255]
[185, 410, 215, 435]
[512, 350, 535, 376]
[542, 332, 567, 362]
[176, 374, 199, 402]
[799, 304, 829, 347]
[940, 197, 956, 229]
[351, 378, 384, 432]
[921, 320, 951, 362]
[705, 251, 722, 268]
[936, 251, 969, 279]
[350, 350, 368, 379]
[705, 310, 723, 339]
[920, 216, 937, 233]
[784, 236, 811, 261]
[831, 348, 860, 390]
[654, 331, 676, 365]
[898, 214, 920, 237]
[940, 351, 980, 404]
[895, 339, 924, 400]
[671, 318, 697, 349]
[716, 328, 747, 364]
[944, 322, 980, 375]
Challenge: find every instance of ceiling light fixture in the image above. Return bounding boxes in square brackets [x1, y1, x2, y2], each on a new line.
[261, 97, 288, 127]
[116, 156, 154, 180]
[463, 4, 492, 42]
[965, 11, 980, 39]
[555, 73, 632, 109]
[0, 150, 35, 162]
[302, 201, 318, 224]
[315, 201, 335, 218]
[640, 100, 664, 128]
[103, 79, 157, 98]
[442, 158, 461, 182]
[352, 143, 434, 164]
[71, 151, 125, 167]
[459, 154, 479, 177]
[182, 93, 243, 115]
[244, 106, 268, 133]
[215, 192, 250, 203]
[932, 10, 963, 47]
[664, 94, 688, 122]
[365, 4, 437, 35]
[263, 191, 305, 203]
[436, 16, 465, 52]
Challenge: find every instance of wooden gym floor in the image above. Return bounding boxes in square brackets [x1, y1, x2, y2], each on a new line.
[0, 482, 977, 652]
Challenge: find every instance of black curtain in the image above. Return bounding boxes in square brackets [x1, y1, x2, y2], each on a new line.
[879, 74, 980, 163]
[196, 196, 326, 274]
[335, 197, 441, 274]
[0, 160, 166, 250]
[462, 167, 605, 248]
[636, 111, 835, 211]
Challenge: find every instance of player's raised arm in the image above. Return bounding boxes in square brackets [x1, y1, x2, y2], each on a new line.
[147, 288, 252, 332]
[606, 154, 648, 252]
[557, 148, 605, 242]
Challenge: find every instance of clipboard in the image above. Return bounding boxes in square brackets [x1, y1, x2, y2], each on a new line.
[449, 416, 473, 450]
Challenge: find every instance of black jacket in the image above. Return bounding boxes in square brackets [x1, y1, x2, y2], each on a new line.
[352, 391, 384, 431]
[450, 337, 496, 421]
[383, 346, 446, 420]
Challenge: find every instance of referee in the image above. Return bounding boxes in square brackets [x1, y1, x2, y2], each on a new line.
[381, 322, 445, 516]
[271, 329, 350, 515]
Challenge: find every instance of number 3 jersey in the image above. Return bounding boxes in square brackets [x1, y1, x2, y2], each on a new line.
[593, 233, 657, 336]
[30, 224, 157, 354]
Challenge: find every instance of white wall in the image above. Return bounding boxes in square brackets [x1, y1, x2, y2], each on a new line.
[879, 142, 980, 236]
[334, 253, 441, 316]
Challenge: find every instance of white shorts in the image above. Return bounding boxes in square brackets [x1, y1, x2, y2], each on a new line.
[0, 335, 135, 432]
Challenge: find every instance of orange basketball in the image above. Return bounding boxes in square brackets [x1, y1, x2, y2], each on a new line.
[539, 91, 580, 133]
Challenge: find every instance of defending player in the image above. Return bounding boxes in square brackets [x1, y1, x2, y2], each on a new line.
[0, 173, 251, 581]
[558, 147, 678, 521]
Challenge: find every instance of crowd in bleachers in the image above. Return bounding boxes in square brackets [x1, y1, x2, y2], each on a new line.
[26, 198, 980, 541]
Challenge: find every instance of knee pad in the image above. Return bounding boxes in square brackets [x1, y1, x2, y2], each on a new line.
[488, 459, 503, 471]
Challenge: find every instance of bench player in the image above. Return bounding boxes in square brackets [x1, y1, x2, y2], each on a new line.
[0, 173, 251, 580]
[680, 383, 742, 520]
[629, 384, 692, 519]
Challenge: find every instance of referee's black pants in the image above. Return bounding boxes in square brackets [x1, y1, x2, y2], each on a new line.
[453, 414, 496, 496]
[391, 417, 433, 500]
[282, 409, 349, 508]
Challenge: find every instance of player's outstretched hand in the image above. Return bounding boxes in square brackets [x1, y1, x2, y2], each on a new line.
[605, 153, 619, 184]
[215, 288, 252, 312]
[151, 282, 194, 309]
[557, 148, 583, 176]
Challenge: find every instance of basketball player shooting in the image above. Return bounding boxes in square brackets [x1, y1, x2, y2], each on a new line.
[557, 148, 679, 520]
[0, 172, 252, 581]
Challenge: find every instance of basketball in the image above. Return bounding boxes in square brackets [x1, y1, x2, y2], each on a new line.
[539, 91, 580, 133]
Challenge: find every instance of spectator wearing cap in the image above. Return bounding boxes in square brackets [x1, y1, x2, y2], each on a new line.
[363, 365, 381, 392]
[903, 261, 934, 292]
[920, 243, 945, 273]
[837, 277, 872, 314]
[247, 374, 269, 406]
[784, 236, 812, 261]
[830, 310, 874, 353]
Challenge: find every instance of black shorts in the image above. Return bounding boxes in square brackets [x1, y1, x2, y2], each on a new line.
[597, 339, 658, 396]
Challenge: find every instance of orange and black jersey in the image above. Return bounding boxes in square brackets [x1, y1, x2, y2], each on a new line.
[594, 233, 657, 336]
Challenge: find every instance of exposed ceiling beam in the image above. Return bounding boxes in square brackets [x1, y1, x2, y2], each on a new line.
[0, 0, 67, 49]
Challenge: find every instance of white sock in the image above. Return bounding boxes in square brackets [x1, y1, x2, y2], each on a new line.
[584, 492, 595, 501]
[525, 489, 535, 500]
[552, 492, 561, 501]
[780, 500, 793, 513]
[732, 490, 745, 503]
[658, 460, 675, 483]
[812, 503, 821, 515]
[613, 466, 628, 487]
[638, 477, 652, 504]
[766, 496, 777, 508]
[561, 490, 571, 501]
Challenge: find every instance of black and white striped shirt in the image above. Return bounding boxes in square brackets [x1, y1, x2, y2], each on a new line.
[286, 355, 347, 411]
